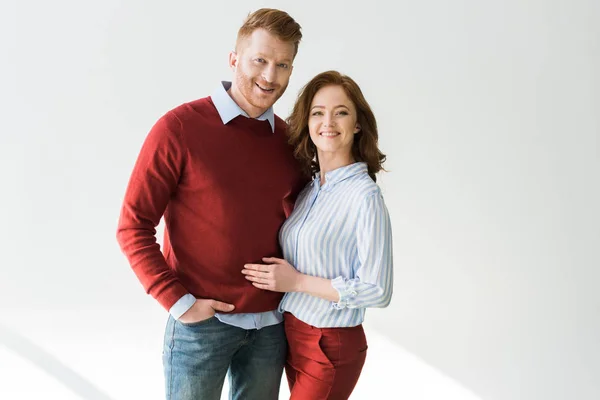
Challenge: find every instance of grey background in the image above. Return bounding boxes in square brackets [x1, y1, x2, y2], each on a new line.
[1, 1, 599, 399]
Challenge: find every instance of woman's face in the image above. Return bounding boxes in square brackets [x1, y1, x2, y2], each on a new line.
[308, 85, 360, 160]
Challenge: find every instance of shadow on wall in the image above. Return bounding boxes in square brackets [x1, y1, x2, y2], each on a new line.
[0, 315, 483, 400]
[0, 323, 115, 400]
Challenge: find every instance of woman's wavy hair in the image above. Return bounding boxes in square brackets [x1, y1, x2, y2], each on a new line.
[286, 70, 386, 182]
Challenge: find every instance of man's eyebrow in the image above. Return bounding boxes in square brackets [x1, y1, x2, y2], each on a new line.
[254, 53, 293, 64]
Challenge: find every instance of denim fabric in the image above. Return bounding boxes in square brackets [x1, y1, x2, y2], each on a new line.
[162, 315, 286, 400]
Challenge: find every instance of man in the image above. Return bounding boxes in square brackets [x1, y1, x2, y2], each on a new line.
[116, 9, 305, 400]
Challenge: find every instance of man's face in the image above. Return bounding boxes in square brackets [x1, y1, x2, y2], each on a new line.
[229, 29, 295, 118]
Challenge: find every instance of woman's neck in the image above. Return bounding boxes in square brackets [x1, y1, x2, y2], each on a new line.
[318, 151, 355, 185]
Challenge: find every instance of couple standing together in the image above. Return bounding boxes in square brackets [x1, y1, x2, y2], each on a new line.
[117, 8, 393, 400]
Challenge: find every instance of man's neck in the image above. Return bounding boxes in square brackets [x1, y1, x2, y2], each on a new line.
[227, 86, 267, 118]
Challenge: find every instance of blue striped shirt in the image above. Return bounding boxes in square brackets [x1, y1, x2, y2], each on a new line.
[278, 162, 394, 328]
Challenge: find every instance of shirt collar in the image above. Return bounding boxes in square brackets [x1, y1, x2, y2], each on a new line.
[211, 81, 275, 133]
[314, 162, 369, 190]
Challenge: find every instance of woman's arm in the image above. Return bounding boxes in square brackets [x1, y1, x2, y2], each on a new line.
[242, 257, 340, 302]
[331, 192, 394, 309]
[242, 193, 393, 309]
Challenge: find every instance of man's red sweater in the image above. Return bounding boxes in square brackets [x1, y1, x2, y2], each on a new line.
[116, 97, 306, 313]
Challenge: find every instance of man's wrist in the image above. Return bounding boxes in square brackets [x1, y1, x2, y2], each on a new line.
[169, 294, 196, 320]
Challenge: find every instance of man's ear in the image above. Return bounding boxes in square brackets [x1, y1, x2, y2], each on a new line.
[228, 51, 238, 71]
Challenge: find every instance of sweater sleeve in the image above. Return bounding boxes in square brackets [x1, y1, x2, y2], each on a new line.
[116, 112, 190, 311]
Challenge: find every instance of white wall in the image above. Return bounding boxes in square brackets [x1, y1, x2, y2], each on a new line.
[1, 1, 599, 399]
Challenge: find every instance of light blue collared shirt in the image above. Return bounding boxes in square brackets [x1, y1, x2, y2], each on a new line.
[279, 162, 394, 328]
[211, 80, 275, 132]
[169, 81, 281, 330]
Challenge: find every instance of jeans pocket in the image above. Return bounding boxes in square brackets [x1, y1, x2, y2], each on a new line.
[178, 315, 216, 327]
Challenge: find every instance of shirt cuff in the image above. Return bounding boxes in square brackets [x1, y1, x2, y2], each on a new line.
[169, 293, 196, 320]
[331, 276, 358, 310]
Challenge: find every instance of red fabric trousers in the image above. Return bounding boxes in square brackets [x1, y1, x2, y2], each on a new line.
[284, 312, 368, 400]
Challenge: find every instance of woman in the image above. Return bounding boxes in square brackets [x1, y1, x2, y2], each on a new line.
[242, 70, 393, 400]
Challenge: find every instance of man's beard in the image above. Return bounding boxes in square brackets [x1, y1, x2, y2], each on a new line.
[236, 73, 287, 111]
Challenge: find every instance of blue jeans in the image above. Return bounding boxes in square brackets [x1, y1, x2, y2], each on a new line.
[162, 315, 286, 400]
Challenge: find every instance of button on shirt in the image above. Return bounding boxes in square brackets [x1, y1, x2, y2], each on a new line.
[278, 162, 394, 328]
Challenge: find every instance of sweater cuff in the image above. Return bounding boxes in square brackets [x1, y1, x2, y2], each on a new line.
[331, 276, 358, 310]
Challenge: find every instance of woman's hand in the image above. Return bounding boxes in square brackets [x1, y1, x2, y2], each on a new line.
[242, 257, 302, 292]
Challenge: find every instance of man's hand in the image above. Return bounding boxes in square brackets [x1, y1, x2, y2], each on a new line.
[242, 257, 302, 293]
[178, 299, 235, 324]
